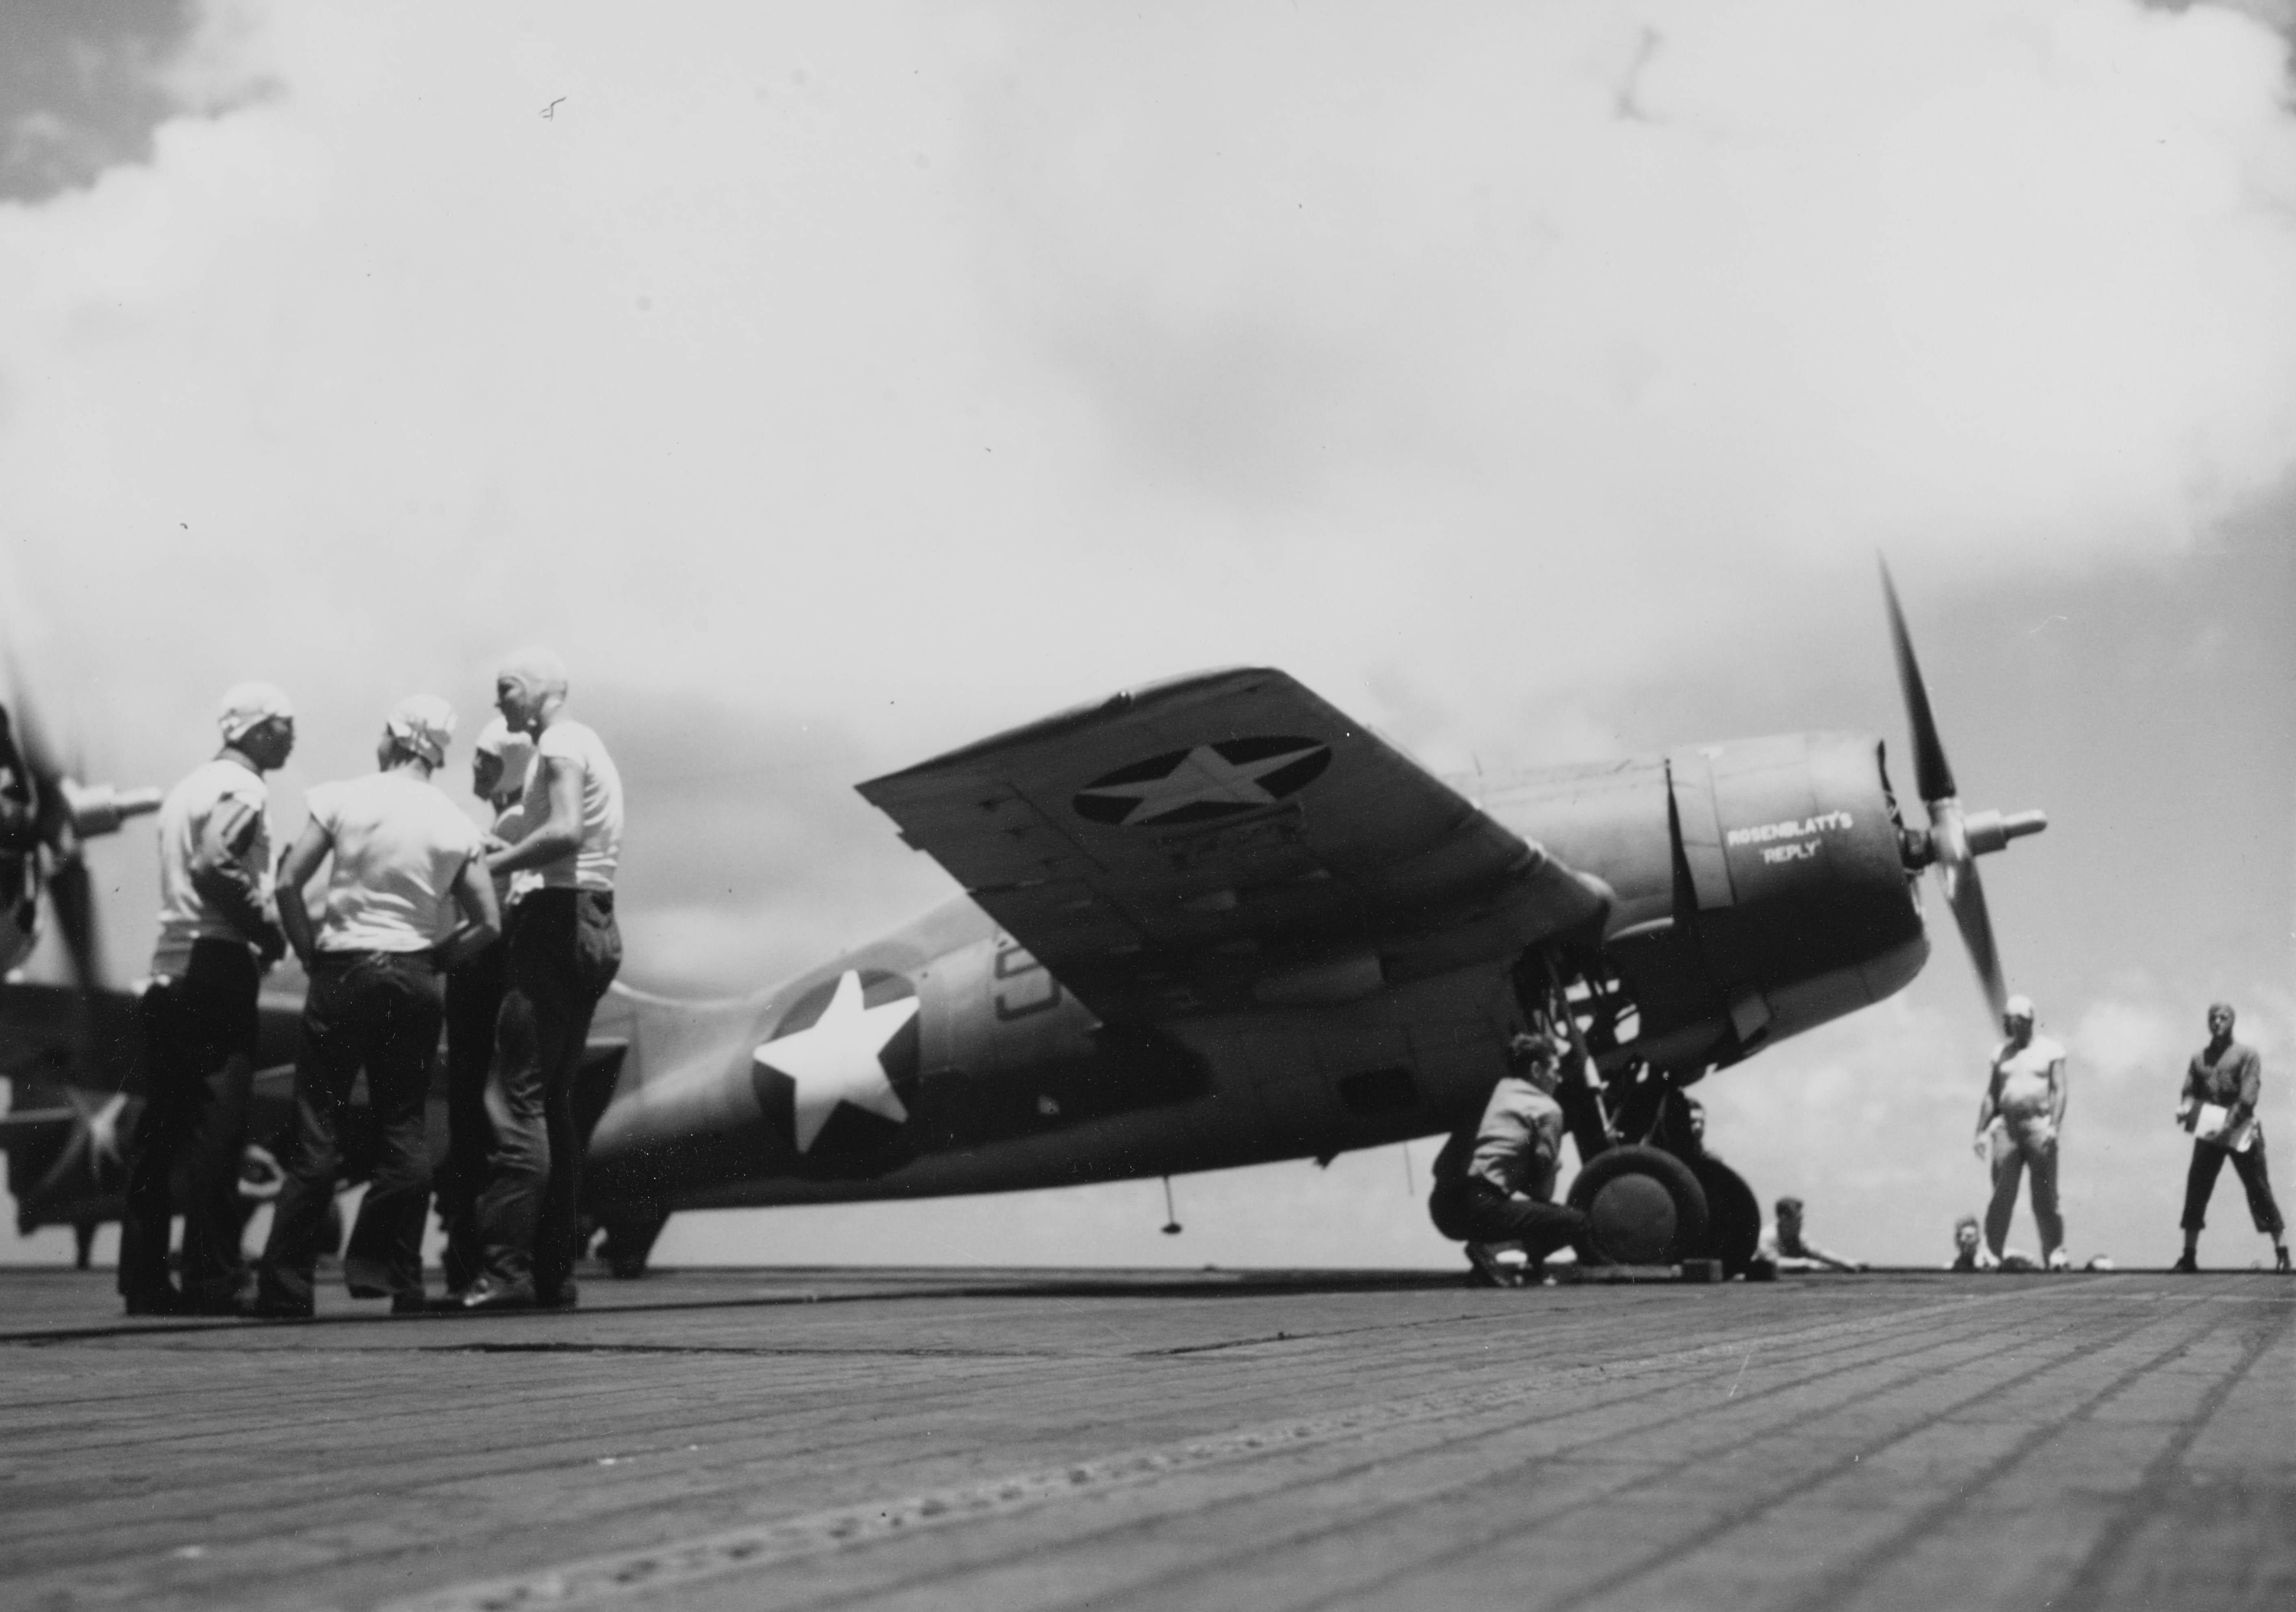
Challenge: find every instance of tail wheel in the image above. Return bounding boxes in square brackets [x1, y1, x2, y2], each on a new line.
[1568, 1145, 1711, 1264]
[596, 1202, 671, 1279]
[1690, 1156, 1762, 1276]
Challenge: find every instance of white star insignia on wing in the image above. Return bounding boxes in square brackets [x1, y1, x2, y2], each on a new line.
[1083, 742, 1323, 824]
[753, 970, 917, 1152]
[86, 1094, 128, 1184]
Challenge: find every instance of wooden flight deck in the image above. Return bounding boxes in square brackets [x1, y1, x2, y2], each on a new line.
[0, 1265, 2288, 1611]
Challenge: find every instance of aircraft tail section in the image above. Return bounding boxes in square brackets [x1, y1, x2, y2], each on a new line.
[577, 982, 769, 1277]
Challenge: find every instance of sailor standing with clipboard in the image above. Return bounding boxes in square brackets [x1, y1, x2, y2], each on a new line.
[2174, 1002, 2289, 1273]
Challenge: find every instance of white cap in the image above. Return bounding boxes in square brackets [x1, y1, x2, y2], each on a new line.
[2003, 993, 2036, 1021]
[473, 715, 535, 787]
[384, 694, 457, 767]
[497, 645, 569, 699]
[217, 681, 294, 743]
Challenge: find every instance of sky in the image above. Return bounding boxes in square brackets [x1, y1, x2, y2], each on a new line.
[2, 0, 2292, 1271]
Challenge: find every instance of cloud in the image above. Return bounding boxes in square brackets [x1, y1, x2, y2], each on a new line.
[4, 4, 2292, 1266]
[4, 2, 2294, 747]
[2071, 988, 2188, 1089]
[0, 0, 208, 204]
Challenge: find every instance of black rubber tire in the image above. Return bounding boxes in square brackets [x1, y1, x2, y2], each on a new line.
[1690, 1155, 1762, 1277]
[1568, 1144, 1712, 1264]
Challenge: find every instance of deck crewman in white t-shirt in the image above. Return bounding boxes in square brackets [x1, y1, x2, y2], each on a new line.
[1975, 993, 2070, 1271]
[250, 697, 500, 1318]
[119, 682, 295, 1316]
[466, 647, 624, 1312]
[435, 717, 536, 1296]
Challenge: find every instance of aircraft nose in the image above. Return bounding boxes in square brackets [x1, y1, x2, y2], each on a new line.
[1898, 826, 1935, 871]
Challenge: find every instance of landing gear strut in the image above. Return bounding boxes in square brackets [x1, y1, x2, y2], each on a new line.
[590, 1202, 671, 1278]
[1517, 949, 1762, 1273]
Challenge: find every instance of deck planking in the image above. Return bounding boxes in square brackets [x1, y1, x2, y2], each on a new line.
[0, 1267, 2288, 1612]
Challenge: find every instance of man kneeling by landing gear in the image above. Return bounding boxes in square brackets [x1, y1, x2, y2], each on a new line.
[1429, 1033, 1601, 1286]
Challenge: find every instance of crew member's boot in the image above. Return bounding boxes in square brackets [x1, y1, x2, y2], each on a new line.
[1466, 1242, 1530, 1288]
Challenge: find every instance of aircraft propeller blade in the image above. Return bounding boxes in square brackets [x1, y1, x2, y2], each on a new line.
[1880, 560, 1956, 805]
[1880, 558, 2027, 1026]
[1932, 808, 2008, 1023]
[45, 854, 103, 995]
[4, 642, 71, 805]
[4, 638, 157, 991]
[26, 1091, 98, 1204]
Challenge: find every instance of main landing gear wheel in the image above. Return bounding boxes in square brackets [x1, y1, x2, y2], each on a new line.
[1689, 1156, 1762, 1277]
[1568, 1145, 1711, 1265]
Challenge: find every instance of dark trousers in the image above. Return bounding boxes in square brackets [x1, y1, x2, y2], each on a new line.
[475, 889, 620, 1297]
[2181, 1136, 2285, 1237]
[1429, 1179, 1590, 1263]
[258, 950, 444, 1306]
[436, 933, 509, 1292]
[119, 940, 258, 1306]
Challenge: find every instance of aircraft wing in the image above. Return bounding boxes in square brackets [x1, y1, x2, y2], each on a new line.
[0, 979, 305, 1097]
[0, 1105, 77, 1137]
[0, 980, 145, 1092]
[858, 667, 1608, 1020]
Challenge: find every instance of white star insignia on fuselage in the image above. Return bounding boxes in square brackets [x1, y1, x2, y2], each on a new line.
[1083, 743, 1323, 824]
[752, 970, 918, 1153]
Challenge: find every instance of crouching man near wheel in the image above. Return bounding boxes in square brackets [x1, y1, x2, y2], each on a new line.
[1429, 1033, 1597, 1286]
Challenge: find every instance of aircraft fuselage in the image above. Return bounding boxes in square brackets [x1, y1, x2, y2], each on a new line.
[583, 729, 1927, 1219]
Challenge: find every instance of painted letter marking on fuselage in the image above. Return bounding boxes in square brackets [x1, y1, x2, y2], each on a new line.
[993, 941, 1061, 1021]
[751, 971, 918, 1153]
[1726, 811, 1853, 849]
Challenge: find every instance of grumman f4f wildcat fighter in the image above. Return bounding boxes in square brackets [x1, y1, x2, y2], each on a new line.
[0, 570, 2045, 1276]
[571, 567, 2047, 1275]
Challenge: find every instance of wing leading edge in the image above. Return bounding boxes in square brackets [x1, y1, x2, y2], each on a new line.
[858, 668, 1608, 1020]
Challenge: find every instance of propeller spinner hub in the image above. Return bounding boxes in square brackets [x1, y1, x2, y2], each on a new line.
[1927, 797, 1969, 865]
[1962, 808, 2047, 858]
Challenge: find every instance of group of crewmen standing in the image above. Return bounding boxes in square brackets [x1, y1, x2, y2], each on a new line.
[117, 647, 624, 1317]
